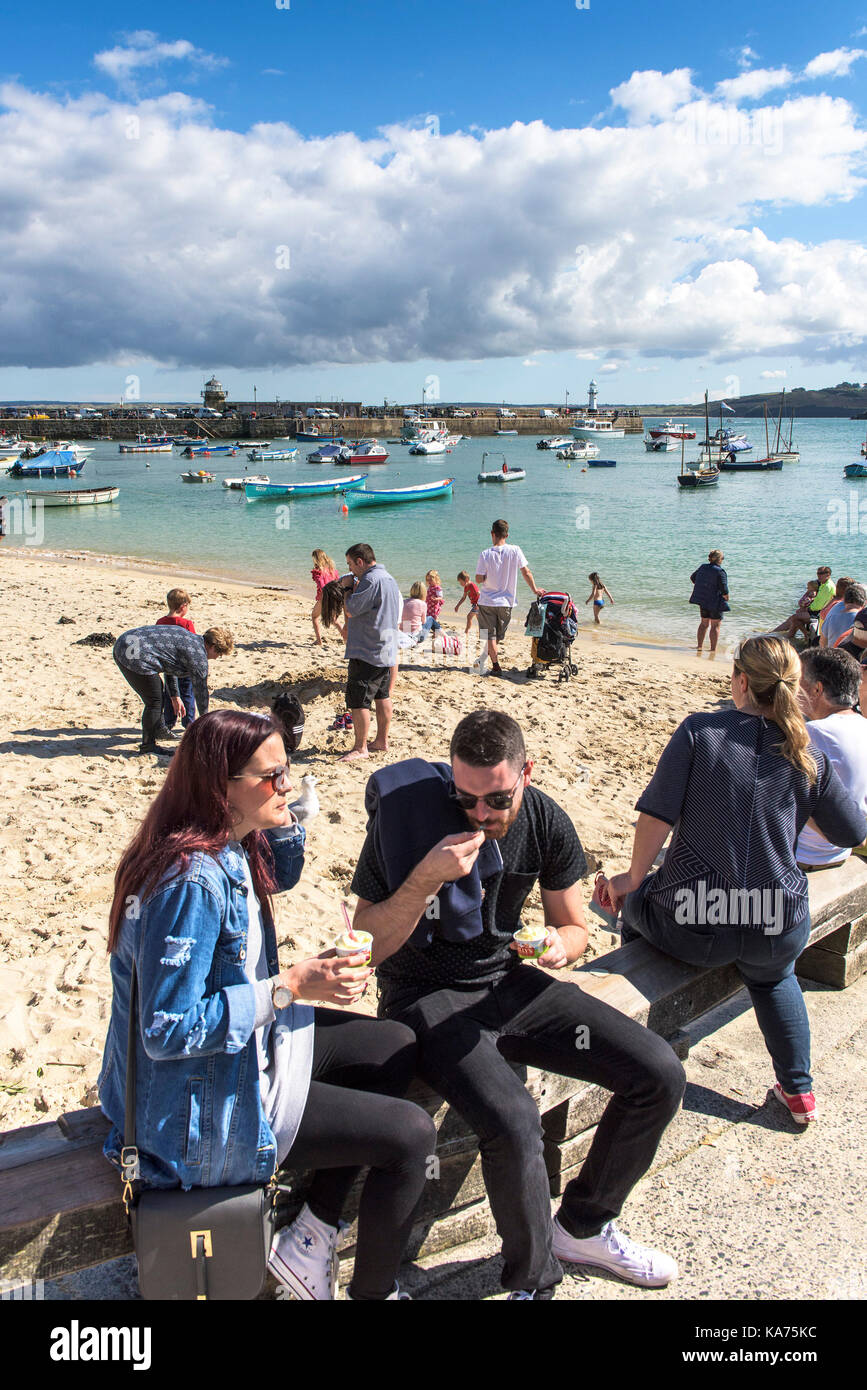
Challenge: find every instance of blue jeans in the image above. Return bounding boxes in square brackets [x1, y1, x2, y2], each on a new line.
[621, 874, 813, 1093]
[162, 676, 196, 729]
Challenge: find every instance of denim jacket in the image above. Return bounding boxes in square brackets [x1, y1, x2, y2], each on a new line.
[98, 824, 307, 1190]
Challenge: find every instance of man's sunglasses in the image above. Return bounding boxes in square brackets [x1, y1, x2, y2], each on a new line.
[229, 765, 292, 793]
[450, 763, 528, 811]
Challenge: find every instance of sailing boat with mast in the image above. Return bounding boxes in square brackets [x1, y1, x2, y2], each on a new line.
[767, 389, 799, 463]
[677, 393, 720, 487]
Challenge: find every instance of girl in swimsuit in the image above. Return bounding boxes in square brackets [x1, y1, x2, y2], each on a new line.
[586, 572, 614, 625]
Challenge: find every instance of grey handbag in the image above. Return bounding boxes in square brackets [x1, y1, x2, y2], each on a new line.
[121, 961, 277, 1300]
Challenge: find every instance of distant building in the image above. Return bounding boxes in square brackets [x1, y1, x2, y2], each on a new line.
[202, 376, 227, 412]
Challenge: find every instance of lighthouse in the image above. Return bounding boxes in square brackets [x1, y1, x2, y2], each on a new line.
[588, 379, 598, 414]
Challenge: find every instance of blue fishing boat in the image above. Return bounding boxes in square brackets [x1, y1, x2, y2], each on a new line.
[7, 450, 85, 478]
[844, 462, 867, 479]
[244, 474, 367, 501]
[183, 444, 238, 457]
[588, 459, 616, 468]
[348, 478, 454, 508]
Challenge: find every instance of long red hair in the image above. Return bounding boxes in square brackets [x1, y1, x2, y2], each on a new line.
[108, 710, 285, 951]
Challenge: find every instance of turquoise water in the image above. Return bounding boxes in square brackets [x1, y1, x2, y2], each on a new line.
[6, 418, 867, 649]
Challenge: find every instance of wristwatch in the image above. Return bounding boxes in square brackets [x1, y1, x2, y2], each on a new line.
[270, 976, 296, 1009]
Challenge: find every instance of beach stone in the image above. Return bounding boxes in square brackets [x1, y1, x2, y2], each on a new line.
[57, 617, 75, 625]
[74, 633, 115, 648]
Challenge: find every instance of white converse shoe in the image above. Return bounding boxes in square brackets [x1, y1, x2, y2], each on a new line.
[268, 1203, 342, 1300]
[552, 1217, 677, 1288]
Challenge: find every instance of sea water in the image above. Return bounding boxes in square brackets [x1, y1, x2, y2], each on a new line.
[6, 418, 867, 650]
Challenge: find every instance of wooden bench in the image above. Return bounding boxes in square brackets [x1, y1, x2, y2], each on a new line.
[2, 858, 866, 1290]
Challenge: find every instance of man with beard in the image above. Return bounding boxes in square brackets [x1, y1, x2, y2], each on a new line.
[350, 709, 684, 1300]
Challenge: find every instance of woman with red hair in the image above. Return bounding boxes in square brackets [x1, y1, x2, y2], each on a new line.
[99, 709, 434, 1300]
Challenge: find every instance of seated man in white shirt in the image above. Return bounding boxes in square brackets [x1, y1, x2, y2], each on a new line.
[797, 647, 867, 869]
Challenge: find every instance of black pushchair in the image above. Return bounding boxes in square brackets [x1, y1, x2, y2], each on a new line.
[525, 590, 579, 681]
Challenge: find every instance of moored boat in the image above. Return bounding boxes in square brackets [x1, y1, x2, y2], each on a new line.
[307, 444, 345, 464]
[588, 459, 617, 468]
[246, 448, 297, 462]
[8, 450, 85, 478]
[844, 462, 867, 479]
[645, 435, 679, 452]
[180, 469, 216, 483]
[119, 441, 174, 454]
[182, 444, 238, 457]
[557, 441, 600, 460]
[348, 477, 454, 508]
[536, 437, 573, 451]
[335, 439, 389, 465]
[477, 452, 525, 482]
[244, 473, 368, 500]
[25, 485, 119, 506]
[570, 417, 625, 440]
[649, 419, 696, 441]
[222, 475, 270, 489]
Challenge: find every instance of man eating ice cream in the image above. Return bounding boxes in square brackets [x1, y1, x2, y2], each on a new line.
[350, 709, 685, 1300]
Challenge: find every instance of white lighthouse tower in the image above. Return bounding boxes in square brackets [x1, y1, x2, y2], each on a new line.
[588, 379, 598, 414]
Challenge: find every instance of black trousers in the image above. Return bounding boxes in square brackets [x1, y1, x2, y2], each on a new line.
[115, 660, 164, 745]
[384, 965, 685, 1292]
[283, 1009, 436, 1300]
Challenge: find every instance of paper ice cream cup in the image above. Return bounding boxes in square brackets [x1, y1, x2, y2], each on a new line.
[512, 927, 549, 960]
[334, 931, 373, 963]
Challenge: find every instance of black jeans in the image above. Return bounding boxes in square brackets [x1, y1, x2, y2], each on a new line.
[115, 661, 165, 745]
[283, 1009, 437, 1300]
[384, 965, 685, 1292]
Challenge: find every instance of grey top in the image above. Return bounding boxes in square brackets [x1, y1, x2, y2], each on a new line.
[344, 563, 402, 667]
[236, 848, 314, 1164]
[113, 625, 210, 713]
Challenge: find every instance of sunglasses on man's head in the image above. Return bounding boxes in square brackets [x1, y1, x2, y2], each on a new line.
[450, 763, 528, 811]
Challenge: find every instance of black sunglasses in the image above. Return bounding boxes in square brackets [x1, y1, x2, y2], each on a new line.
[450, 764, 528, 811]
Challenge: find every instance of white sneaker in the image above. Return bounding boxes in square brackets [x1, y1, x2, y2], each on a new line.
[551, 1217, 677, 1288]
[268, 1203, 342, 1300]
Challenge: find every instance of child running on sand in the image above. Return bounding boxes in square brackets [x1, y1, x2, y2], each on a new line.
[455, 570, 480, 635]
[311, 548, 341, 645]
[157, 588, 197, 729]
[586, 572, 615, 625]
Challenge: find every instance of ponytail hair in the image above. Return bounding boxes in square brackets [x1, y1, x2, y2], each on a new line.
[734, 635, 817, 784]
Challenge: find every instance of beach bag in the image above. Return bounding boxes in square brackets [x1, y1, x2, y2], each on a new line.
[525, 599, 546, 638]
[122, 964, 276, 1301]
[272, 692, 305, 753]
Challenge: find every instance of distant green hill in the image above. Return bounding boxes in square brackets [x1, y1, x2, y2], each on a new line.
[632, 383, 867, 418]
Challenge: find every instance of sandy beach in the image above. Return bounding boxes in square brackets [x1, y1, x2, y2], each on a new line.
[0, 548, 731, 1134]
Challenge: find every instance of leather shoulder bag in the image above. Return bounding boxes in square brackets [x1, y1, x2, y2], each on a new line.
[121, 961, 277, 1300]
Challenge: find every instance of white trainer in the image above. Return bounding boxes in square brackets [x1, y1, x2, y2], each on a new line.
[552, 1217, 677, 1288]
[268, 1203, 342, 1300]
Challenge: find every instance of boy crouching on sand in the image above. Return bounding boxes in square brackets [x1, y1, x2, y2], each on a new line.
[157, 588, 197, 730]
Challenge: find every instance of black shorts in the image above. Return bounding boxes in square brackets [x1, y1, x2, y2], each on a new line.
[346, 658, 392, 710]
[699, 606, 724, 621]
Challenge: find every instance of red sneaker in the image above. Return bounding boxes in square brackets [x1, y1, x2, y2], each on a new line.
[771, 1083, 817, 1125]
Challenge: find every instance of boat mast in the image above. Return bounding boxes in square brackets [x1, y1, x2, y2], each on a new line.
[773, 389, 785, 453]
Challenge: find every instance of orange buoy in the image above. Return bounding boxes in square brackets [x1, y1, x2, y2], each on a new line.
[341, 503, 348, 514]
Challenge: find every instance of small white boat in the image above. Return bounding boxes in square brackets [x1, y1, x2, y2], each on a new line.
[477, 451, 526, 482]
[222, 475, 270, 489]
[25, 486, 119, 507]
[557, 441, 600, 460]
[409, 438, 447, 455]
[649, 420, 696, 441]
[496, 429, 518, 435]
[536, 437, 573, 451]
[569, 417, 625, 440]
[644, 435, 679, 452]
[247, 448, 297, 462]
[119, 441, 173, 453]
[180, 469, 216, 483]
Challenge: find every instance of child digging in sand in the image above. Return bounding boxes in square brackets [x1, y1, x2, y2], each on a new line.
[157, 588, 197, 730]
[586, 572, 614, 625]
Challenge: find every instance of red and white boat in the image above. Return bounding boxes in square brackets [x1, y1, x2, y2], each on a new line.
[335, 438, 389, 465]
[648, 419, 696, 441]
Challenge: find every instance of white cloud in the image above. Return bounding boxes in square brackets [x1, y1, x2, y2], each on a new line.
[760, 369, 787, 379]
[803, 48, 866, 79]
[636, 366, 661, 373]
[522, 358, 539, 367]
[715, 68, 793, 101]
[609, 69, 695, 124]
[600, 362, 620, 373]
[94, 32, 227, 85]
[737, 46, 759, 70]
[1, 80, 866, 371]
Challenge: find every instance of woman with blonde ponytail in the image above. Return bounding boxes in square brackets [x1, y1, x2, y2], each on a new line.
[604, 634, 866, 1127]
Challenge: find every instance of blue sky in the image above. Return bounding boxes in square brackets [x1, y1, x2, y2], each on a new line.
[2, 1, 867, 405]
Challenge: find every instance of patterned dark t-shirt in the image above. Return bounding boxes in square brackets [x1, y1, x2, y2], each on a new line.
[351, 784, 587, 1010]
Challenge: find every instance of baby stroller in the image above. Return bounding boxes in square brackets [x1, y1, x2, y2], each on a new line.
[525, 590, 579, 681]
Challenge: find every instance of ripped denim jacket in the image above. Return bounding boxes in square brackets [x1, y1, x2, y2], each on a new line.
[98, 825, 306, 1189]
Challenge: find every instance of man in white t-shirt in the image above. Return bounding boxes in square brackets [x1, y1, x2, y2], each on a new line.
[475, 518, 543, 676]
[796, 647, 867, 868]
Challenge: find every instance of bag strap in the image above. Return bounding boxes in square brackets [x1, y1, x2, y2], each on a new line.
[120, 959, 141, 1213]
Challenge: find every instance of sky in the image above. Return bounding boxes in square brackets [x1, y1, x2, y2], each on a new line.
[2, 0, 867, 407]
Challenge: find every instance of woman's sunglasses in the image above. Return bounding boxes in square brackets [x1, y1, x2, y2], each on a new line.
[450, 763, 528, 811]
[229, 765, 292, 793]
